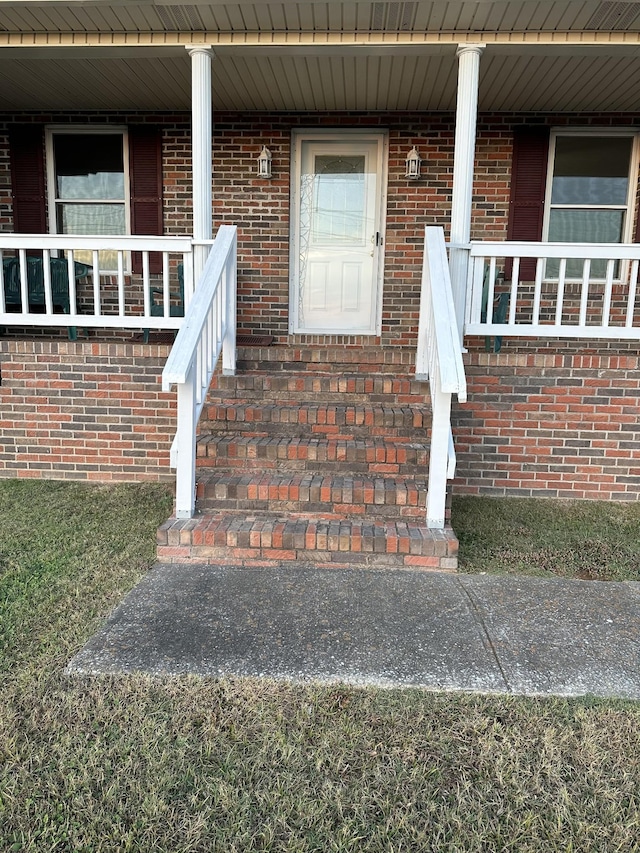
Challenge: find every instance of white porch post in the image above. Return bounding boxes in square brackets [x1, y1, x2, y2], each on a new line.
[188, 46, 214, 282]
[449, 44, 484, 341]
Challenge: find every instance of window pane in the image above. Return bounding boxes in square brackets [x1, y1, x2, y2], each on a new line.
[56, 203, 125, 268]
[54, 134, 124, 200]
[551, 136, 632, 205]
[57, 203, 125, 236]
[548, 208, 624, 244]
[548, 209, 624, 277]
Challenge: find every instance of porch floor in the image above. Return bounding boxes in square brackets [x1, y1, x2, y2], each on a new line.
[68, 562, 640, 699]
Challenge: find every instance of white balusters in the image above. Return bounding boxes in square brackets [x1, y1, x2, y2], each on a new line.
[466, 241, 640, 340]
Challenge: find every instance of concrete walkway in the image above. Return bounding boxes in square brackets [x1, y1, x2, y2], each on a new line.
[68, 564, 640, 700]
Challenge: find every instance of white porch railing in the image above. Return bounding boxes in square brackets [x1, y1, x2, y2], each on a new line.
[416, 227, 467, 529]
[0, 234, 194, 331]
[466, 241, 640, 340]
[162, 225, 237, 519]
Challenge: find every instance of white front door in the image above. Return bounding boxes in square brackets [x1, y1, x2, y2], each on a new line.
[290, 132, 387, 334]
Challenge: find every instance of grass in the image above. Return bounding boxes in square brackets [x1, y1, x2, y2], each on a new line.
[1, 481, 640, 851]
[453, 495, 640, 582]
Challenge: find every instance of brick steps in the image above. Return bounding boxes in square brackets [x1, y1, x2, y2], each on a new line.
[196, 471, 428, 518]
[196, 434, 429, 475]
[157, 513, 458, 571]
[158, 345, 457, 571]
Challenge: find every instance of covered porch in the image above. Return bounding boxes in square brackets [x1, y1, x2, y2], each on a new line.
[4, 3, 640, 344]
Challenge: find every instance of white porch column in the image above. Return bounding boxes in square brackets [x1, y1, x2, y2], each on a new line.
[449, 43, 484, 341]
[188, 46, 214, 281]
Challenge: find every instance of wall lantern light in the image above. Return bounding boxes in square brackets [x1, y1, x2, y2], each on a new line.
[257, 145, 273, 179]
[405, 146, 421, 180]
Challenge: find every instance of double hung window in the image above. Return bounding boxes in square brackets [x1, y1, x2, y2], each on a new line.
[46, 127, 129, 269]
[544, 132, 637, 277]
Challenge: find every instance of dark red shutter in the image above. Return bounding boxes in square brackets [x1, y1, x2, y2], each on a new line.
[9, 125, 46, 234]
[507, 128, 550, 280]
[129, 126, 163, 274]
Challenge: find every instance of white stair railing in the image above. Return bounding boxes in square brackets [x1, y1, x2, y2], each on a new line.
[416, 227, 467, 529]
[162, 225, 237, 519]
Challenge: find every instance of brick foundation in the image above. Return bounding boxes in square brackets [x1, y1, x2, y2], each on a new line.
[0, 339, 176, 481]
[1, 339, 639, 503]
[454, 345, 640, 501]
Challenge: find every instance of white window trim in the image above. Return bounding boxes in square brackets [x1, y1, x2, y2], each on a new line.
[542, 128, 640, 280]
[45, 125, 131, 271]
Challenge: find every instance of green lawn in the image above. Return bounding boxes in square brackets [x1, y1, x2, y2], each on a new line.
[1, 481, 639, 852]
[453, 495, 640, 581]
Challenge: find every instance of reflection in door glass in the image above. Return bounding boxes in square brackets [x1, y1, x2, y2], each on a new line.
[311, 156, 366, 244]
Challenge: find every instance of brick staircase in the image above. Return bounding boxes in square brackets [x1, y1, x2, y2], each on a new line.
[157, 346, 458, 571]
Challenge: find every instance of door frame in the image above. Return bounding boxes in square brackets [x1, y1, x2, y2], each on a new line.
[289, 128, 389, 335]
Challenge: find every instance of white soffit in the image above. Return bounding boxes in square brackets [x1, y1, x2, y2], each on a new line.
[0, 49, 460, 110]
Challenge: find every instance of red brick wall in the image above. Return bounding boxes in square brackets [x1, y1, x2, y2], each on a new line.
[211, 112, 457, 346]
[453, 347, 640, 501]
[0, 340, 176, 481]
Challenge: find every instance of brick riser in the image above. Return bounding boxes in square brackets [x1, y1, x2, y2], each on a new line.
[234, 346, 418, 376]
[196, 435, 429, 476]
[156, 514, 458, 571]
[208, 373, 432, 405]
[196, 471, 428, 519]
[198, 403, 429, 439]
[157, 346, 458, 571]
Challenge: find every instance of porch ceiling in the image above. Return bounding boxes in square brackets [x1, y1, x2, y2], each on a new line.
[2, 1, 640, 113]
[2, 43, 640, 112]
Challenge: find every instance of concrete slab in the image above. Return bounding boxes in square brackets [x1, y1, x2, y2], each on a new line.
[67, 564, 640, 699]
[459, 575, 640, 699]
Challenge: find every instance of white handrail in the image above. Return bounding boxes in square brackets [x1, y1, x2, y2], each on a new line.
[0, 235, 192, 251]
[471, 241, 640, 260]
[466, 240, 640, 340]
[416, 226, 467, 529]
[162, 225, 237, 519]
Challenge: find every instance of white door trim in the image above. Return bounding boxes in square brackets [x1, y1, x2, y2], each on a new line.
[289, 129, 388, 335]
